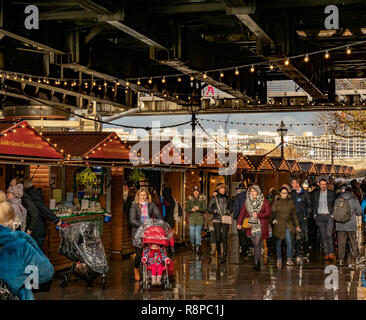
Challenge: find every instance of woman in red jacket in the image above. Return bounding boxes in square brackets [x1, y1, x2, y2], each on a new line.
[237, 185, 271, 271]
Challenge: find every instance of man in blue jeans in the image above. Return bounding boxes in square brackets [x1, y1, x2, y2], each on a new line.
[185, 186, 206, 253]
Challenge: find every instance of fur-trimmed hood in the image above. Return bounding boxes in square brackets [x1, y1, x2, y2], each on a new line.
[188, 194, 206, 201]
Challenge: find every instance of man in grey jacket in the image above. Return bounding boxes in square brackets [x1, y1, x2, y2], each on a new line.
[336, 185, 365, 266]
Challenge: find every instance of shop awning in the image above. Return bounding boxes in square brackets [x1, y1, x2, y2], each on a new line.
[349, 167, 356, 176]
[325, 164, 337, 175]
[42, 132, 130, 162]
[334, 165, 345, 176]
[343, 166, 350, 176]
[246, 155, 275, 171]
[0, 121, 63, 161]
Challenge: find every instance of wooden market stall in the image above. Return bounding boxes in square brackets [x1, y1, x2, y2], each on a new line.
[268, 157, 292, 191]
[41, 131, 131, 268]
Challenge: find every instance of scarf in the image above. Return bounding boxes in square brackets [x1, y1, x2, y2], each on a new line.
[245, 185, 264, 235]
[140, 202, 149, 224]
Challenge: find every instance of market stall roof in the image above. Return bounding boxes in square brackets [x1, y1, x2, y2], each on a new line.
[42, 132, 130, 161]
[246, 155, 275, 171]
[298, 162, 317, 174]
[325, 164, 337, 175]
[349, 167, 356, 176]
[315, 163, 328, 175]
[198, 151, 252, 170]
[0, 121, 63, 162]
[343, 166, 350, 176]
[269, 157, 290, 171]
[334, 165, 345, 176]
[286, 160, 302, 173]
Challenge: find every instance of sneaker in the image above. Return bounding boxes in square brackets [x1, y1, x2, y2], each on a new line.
[287, 259, 294, 266]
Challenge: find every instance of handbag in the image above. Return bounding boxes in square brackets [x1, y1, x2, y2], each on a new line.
[215, 196, 232, 225]
[242, 217, 252, 229]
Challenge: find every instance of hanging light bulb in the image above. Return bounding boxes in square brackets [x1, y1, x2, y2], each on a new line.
[162, 77, 166, 84]
[104, 81, 107, 86]
[98, 86, 101, 90]
[220, 71, 224, 78]
[284, 58, 290, 66]
[38, 78, 41, 83]
[190, 75, 194, 81]
[269, 64, 274, 70]
[177, 77, 182, 82]
[324, 50, 330, 59]
[28, 77, 32, 82]
[112, 87, 115, 92]
[148, 78, 153, 84]
[250, 65, 255, 73]
[6, 74, 9, 79]
[116, 81, 120, 86]
[64, 81, 67, 86]
[235, 68, 240, 76]
[126, 80, 130, 86]
[203, 72, 207, 79]
[304, 54, 309, 62]
[137, 78, 141, 85]
[176, 94, 179, 99]
[21, 76, 24, 81]
[93, 81, 96, 86]
[14, 74, 17, 80]
[346, 46, 351, 54]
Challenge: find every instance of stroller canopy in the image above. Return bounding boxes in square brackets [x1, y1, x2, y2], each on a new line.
[59, 222, 109, 274]
[133, 219, 174, 248]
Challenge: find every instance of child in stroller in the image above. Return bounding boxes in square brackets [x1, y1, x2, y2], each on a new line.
[141, 226, 171, 285]
[133, 219, 174, 289]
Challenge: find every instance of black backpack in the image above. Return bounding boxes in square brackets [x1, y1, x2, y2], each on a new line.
[333, 198, 351, 223]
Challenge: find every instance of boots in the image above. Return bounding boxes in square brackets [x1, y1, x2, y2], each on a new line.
[156, 275, 162, 285]
[151, 275, 157, 285]
[134, 267, 141, 281]
[216, 242, 222, 261]
[210, 243, 216, 255]
[221, 251, 227, 264]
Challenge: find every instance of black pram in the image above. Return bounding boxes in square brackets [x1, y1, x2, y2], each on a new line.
[58, 221, 108, 289]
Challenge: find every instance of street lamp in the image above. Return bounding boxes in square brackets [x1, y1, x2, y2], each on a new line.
[329, 140, 337, 165]
[277, 121, 288, 159]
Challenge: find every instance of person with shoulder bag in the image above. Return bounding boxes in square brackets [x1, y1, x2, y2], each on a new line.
[237, 185, 271, 271]
[207, 183, 233, 264]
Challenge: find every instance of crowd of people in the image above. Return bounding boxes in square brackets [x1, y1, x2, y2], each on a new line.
[0, 177, 61, 299]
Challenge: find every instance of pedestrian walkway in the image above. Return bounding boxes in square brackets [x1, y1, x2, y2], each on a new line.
[35, 236, 366, 300]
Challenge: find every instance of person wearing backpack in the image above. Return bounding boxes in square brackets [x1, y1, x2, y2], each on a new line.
[335, 185, 364, 266]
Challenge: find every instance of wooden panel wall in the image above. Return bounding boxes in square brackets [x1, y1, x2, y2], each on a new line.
[30, 165, 50, 205]
[111, 167, 133, 256]
[185, 169, 200, 200]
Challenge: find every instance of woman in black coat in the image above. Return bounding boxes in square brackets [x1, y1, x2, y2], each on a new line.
[129, 188, 161, 281]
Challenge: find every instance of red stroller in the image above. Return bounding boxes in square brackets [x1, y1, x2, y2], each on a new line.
[133, 219, 174, 290]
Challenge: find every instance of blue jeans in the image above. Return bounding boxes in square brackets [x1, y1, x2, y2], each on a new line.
[189, 224, 202, 246]
[276, 228, 293, 259]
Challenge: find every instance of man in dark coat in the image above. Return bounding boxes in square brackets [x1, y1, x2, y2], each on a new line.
[291, 177, 312, 260]
[312, 178, 336, 262]
[233, 183, 250, 256]
[23, 178, 61, 249]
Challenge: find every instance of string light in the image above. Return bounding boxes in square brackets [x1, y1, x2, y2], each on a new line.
[284, 58, 290, 66]
[126, 80, 130, 86]
[148, 78, 153, 84]
[190, 75, 194, 81]
[38, 79, 41, 83]
[235, 68, 240, 76]
[104, 81, 107, 86]
[203, 72, 207, 79]
[250, 65, 255, 73]
[220, 71, 224, 78]
[269, 64, 274, 70]
[325, 50, 330, 59]
[177, 77, 182, 82]
[346, 46, 351, 54]
[162, 77, 166, 84]
[137, 78, 141, 85]
[116, 81, 120, 86]
[304, 54, 309, 62]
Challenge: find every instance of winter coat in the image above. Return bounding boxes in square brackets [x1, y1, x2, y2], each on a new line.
[185, 194, 206, 226]
[270, 196, 300, 240]
[141, 246, 170, 267]
[207, 193, 233, 222]
[0, 225, 54, 300]
[129, 201, 162, 241]
[290, 188, 312, 227]
[22, 192, 41, 237]
[8, 198, 27, 232]
[362, 195, 366, 222]
[335, 191, 362, 232]
[237, 198, 271, 239]
[24, 186, 60, 238]
[312, 189, 336, 216]
[233, 191, 246, 220]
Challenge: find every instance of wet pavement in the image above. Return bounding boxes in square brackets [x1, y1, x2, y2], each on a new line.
[35, 235, 366, 300]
